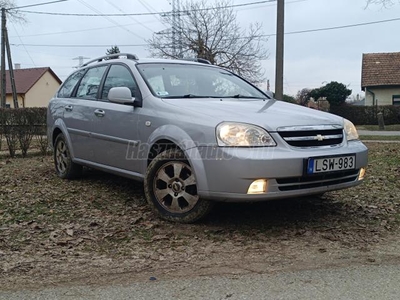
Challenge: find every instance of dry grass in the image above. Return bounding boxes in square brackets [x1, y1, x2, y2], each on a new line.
[0, 142, 399, 288]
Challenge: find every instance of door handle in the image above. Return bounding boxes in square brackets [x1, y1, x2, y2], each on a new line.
[64, 105, 73, 112]
[94, 109, 105, 117]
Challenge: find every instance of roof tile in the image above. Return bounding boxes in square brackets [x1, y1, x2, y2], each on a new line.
[4, 67, 62, 94]
[361, 52, 400, 88]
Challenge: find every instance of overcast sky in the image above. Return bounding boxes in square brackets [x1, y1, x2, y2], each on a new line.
[7, 0, 400, 97]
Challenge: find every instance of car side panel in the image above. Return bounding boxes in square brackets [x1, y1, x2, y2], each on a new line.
[60, 98, 99, 161]
[90, 101, 140, 172]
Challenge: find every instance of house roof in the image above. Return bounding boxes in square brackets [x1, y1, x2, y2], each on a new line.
[5, 67, 62, 95]
[361, 52, 400, 89]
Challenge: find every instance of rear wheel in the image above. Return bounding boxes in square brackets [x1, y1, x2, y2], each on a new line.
[144, 148, 213, 223]
[54, 133, 82, 179]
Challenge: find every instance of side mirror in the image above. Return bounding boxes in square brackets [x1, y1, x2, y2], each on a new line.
[264, 90, 274, 99]
[108, 87, 135, 105]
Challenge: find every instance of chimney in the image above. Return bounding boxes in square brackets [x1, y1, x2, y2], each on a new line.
[14, 63, 21, 69]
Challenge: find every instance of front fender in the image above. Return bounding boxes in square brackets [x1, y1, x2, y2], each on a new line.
[142, 124, 210, 193]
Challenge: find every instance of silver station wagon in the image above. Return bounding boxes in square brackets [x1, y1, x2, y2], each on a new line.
[47, 53, 368, 223]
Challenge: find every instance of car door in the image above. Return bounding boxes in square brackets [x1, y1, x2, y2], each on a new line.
[62, 65, 108, 162]
[91, 64, 142, 172]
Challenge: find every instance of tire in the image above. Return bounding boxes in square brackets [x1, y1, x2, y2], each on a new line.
[53, 133, 82, 179]
[144, 148, 213, 223]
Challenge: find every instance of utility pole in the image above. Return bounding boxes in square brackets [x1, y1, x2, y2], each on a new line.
[274, 0, 285, 100]
[73, 56, 90, 67]
[1, 8, 6, 108]
[171, 0, 183, 58]
[5, 28, 18, 108]
[159, 0, 187, 58]
[1, 7, 18, 108]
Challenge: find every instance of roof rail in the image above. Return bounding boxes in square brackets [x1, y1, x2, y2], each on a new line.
[196, 58, 212, 65]
[182, 58, 212, 65]
[81, 53, 139, 67]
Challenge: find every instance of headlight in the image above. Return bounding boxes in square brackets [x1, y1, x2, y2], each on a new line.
[216, 122, 276, 147]
[344, 119, 359, 141]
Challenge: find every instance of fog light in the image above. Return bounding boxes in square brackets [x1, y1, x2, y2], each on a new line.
[358, 168, 366, 180]
[247, 179, 267, 194]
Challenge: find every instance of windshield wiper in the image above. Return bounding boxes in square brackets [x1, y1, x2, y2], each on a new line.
[162, 94, 204, 99]
[229, 94, 266, 99]
[182, 94, 200, 98]
[163, 94, 220, 99]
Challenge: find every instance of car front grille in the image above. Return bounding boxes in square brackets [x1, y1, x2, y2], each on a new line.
[276, 169, 359, 191]
[278, 125, 344, 147]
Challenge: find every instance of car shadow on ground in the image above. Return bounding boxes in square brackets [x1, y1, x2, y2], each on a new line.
[204, 197, 347, 229]
[78, 168, 359, 234]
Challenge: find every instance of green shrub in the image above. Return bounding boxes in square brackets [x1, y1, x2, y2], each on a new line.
[330, 105, 400, 125]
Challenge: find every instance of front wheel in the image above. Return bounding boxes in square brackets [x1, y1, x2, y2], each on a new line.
[144, 148, 213, 223]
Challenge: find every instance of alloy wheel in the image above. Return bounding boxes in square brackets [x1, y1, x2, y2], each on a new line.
[153, 161, 199, 213]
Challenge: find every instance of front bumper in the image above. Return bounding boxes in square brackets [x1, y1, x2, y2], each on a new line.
[191, 140, 368, 202]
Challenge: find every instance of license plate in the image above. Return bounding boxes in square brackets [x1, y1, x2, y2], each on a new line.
[307, 155, 356, 174]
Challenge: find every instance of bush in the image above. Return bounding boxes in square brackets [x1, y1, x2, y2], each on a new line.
[1, 110, 18, 157]
[0, 107, 47, 157]
[330, 105, 400, 125]
[32, 108, 48, 155]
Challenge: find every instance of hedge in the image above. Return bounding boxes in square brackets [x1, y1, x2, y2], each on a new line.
[1, 105, 398, 157]
[0, 107, 48, 157]
[330, 105, 400, 125]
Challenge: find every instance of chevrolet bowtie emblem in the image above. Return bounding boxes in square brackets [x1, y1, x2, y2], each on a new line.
[316, 134, 325, 141]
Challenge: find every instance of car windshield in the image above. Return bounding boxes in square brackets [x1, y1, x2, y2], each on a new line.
[137, 63, 267, 99]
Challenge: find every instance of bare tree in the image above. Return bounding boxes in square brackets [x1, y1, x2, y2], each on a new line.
[0, 0, 25, 23]
[296, 88, 312, 106]
[147, 0, 268, 84]
[366, 0, 398, 7]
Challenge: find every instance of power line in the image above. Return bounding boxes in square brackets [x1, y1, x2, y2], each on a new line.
[8, 1, 299, 39]
[235, 0, 305, 12]
[8, 0, 67, 10]
[11, 46, 83, 58]
[283, 16, 400, 36]
[258, 16, 400, 37]
[10, 23, 36, 66]
[136, 0, 168, 29]
[104, 0, 155, 33]
[8, 20, 161, 38]
[19, 0, 278, 16]
[10, 15, 400, 48]
[10, 43, 148, 47]
[76, 0, 146, 41]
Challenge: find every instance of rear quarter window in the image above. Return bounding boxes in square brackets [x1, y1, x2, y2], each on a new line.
[57, 70, 86, 98]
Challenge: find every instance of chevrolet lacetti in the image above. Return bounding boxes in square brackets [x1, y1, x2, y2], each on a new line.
[47, 53, 368, 223]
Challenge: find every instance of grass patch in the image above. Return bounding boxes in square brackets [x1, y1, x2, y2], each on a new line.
[0, 144, 399, 272]
[357, 124, 400, 131]
[360, 135, 400, 141]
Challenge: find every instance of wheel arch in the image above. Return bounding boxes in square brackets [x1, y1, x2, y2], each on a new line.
[51, 119, 76, 160]
[144, 125, 210, 193]
[52, 127, 62, 146]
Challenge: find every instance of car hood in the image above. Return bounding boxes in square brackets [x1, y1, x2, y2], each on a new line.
[162, 98, 344, 131]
